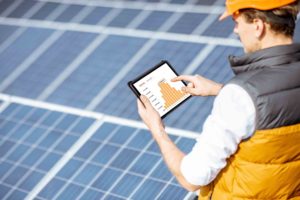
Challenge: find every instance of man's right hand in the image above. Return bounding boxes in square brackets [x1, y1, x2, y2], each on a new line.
[172, 74, 223, 96]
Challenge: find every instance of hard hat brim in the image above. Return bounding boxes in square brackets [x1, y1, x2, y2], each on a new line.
[219, 10, 230, 21]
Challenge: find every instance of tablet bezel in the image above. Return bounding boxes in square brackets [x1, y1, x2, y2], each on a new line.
[128, 60, 191, 119]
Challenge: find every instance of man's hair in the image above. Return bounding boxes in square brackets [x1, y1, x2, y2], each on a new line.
[240, 1, 300, 37]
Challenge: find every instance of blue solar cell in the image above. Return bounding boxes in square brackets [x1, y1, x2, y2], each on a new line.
[137, 11, 172, 31]
[56, 183, 84, 200]
[127, 129, 152, 150]
[176, 137, 195, 153]
[30, 2, 60, 20]
[0, 161, 13, 178]
[129, 152, 160, 175]
[0, 28, 53, 83]
[19, 171, 44, 191]
[4, 165, 28, 185]
[11, 105, 32, 120]
[91, 168, 122, 190]
[107, 9, 141, 27]
[104, 195, 126, 200]
[40, 111, 63, 127]
[150, 161, 173, 181]
[168, 13, 207, 34]
[5, 31, 97, 98]
[80, 6, 112, 25]
[46, 35, 146, 108]
[6, 189, 27, 200]
[26, 108, 48, 123]
[0, 0, 15, 16]
[202, 16, 235, 38]
[92, 144, 119, 164]
[0, 184, 10, 198]
[7, 0, 36, 18]
[54, 134, 79, 152]
[109, 126, 136, 145]
[57, 159, 83, 179]
[39, 130, 62, 148]
[132, 179, 165, 200]
[91, 122, 118, 141]
[21, 148, 46, 166]
[7, 143, 29, 162]
[10, 123, 32, 140]
[75, 140, 100, 159]
[0, 103, 19, 117]
[170, 0, 189, 3]
[38, 178, 65, 199]
[54, 114, 78, 130]
[37, 152, 61, 171]
[73, 163, 101, 185]
[0, 140, 15, 157]
[80, 188, 104, 200]
[0, 25, 18, 45]
[24, 127, 47, 144]
[110, 148, 140, 170]
[157, 185, 187, 200]
[0, 120, 18, 137]
[70, 117, 95, 135]
[111, 174, 142, 197]
[195, 0, 218, 5]
[54, 4, 85, 22]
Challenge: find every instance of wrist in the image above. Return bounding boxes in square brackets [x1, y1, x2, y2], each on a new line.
[151, 126, 167, 140]
[212, 83, 223, 95]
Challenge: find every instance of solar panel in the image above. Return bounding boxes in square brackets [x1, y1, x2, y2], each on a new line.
[0, 97, 195, 200]
[1, 0, 298, 199]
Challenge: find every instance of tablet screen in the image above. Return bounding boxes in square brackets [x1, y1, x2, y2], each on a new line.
[128, 61, 191, 118]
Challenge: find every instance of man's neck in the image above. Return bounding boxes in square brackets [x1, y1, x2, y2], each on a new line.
[261, 34, 293, 49]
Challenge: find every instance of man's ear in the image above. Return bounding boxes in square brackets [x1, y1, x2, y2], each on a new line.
[253, 18, 265, 39]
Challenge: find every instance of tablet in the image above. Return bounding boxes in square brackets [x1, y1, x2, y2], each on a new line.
[128, 60, 191, 118]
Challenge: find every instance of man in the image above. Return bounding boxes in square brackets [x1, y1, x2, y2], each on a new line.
[137, 0, 300, 199]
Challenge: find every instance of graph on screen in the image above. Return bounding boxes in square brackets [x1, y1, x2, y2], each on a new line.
[133, 63, 190, 117]
[159, 80, 187, 109]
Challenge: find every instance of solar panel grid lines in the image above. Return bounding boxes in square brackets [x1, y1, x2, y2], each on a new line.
[0, 94, 197, 200]
[84, 9, 192, 111]
[0, 0, 48, 56]
[27, 120, 103, 200]
[0, 108, 58, 199]
[0, 0, 24, 18]
[127, 136, 182, 200]
[0, 104, 38, 147]
[0, 16, 242, 47]
[36, 33, 108, 101]
[37, 0, 225, 14]
[10, 1, 46, 19]
[75, 127, 142, 200]
[37, 3, 158, 102]
[0, 29, 63, 93]
[99, 129, 162, 200]
[0, 1, 81, 93]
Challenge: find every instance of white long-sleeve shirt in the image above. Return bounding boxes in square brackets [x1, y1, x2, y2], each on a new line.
[180, 83, 256, 186]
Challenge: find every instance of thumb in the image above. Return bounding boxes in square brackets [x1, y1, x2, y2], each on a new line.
[140, 95, 151, 107]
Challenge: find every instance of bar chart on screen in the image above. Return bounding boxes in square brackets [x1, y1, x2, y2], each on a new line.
[159, 80, 188, 109]
[133, 63, 190, 117]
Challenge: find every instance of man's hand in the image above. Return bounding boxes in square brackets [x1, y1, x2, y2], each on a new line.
[172, 74, 223, 96]
[137, 95, 164, 136]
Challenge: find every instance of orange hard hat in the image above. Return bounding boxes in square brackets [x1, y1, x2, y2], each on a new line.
[219, 0, 297, 20]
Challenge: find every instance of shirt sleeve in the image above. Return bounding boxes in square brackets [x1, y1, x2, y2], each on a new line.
[180, 83, 255, 186]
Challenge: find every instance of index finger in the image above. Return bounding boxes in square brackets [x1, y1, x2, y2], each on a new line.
[172, 75, 195, 83]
